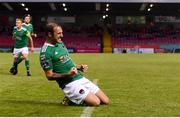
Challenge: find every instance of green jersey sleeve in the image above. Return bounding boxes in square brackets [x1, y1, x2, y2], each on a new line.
[40, 52, 53, 71]
[31, 24, 34, 33]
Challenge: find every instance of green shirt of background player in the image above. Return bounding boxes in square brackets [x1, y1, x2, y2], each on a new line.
[9, 18, 34, 76]
[22, 14, 37, 37]
[39, 22, 109, 106]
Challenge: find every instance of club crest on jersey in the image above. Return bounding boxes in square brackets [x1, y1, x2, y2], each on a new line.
[55, 51, 58, 55]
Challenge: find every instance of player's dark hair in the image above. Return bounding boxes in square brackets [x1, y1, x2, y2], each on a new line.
[24, 14, 31, 18]
[25, 14, 30, 17]
[45, 22, 58, 36]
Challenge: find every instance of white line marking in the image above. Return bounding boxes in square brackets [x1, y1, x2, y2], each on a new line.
[80, 79, 98, 117]
[80, 106, 95, 117]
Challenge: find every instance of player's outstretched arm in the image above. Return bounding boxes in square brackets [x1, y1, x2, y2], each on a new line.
[45, 67, 78, 81]
[12, 33, 15, 40]
[27, 33, 34, 52]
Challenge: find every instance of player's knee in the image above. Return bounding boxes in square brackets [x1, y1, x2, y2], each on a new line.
[85, 97, 100, 106]
[103, 97, 110, 105]
[92, 99, 100, 106]
[22, 57, 26, 60]
[22, 54, 28, 59]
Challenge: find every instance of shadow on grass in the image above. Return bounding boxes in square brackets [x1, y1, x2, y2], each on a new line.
[2, 99, 63, 106]
[0, 69, 35, 77]
[2, 99, 88, 107]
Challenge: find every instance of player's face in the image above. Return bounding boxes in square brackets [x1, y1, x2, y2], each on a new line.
[24, 16, 31, 23]
[16, 19, 22, 28]
[53, 26, 63, 42]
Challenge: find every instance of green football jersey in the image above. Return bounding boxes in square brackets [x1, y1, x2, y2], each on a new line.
[13, 26, 30, 48]
[40, 42, 83, 88]
[22, 23, 33, 34]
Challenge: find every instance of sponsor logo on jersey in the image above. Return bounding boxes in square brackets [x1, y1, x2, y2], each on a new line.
[59, 54, 71, 63]
[59, 56, 64, 62]
[16, 36, 22, 40]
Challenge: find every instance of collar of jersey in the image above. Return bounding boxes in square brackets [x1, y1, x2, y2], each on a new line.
[23, 23, 30, 26]
[44, 42, 55, 47]
[17, 27, 23, 31]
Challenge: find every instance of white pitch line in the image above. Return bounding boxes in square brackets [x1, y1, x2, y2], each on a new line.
[80, 106, 95, 117]
[80, 79, 98, 117]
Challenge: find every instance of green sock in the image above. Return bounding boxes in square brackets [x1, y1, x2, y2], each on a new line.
[13, 54, 23, 69]
[25, 59, 30, 72]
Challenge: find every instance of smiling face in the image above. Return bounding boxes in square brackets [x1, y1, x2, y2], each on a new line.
[46, 22, 64, 44]
[53, 26, 63, 42]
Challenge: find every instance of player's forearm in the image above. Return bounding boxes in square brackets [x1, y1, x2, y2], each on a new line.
[29, 37, 34, 48]
[47, 72, 72, 81]
[12, 35, 15, 40]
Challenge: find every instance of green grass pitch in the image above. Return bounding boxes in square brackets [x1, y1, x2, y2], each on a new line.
[1, 53, 180, 116]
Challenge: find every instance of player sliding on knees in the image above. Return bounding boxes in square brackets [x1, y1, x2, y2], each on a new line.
[39, 22, 109, 106]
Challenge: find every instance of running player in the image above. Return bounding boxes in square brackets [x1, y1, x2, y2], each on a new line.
[9, 18, 34, 76]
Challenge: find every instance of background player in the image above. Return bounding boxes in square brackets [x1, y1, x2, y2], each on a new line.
[10, 18, 34, 76]
[23, 14, 37, 37]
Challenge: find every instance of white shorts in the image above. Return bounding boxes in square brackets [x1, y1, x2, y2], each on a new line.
[13, 47, 29, 57]
[63, 77, 99, 104]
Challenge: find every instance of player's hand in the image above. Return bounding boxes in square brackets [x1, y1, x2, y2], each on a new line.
[81, 64, 88, 72]
[69, 67, 78, 76]
[34, 33, 37, 38]
[32, 33, 37, 38]
[30, 47, 34, 53]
